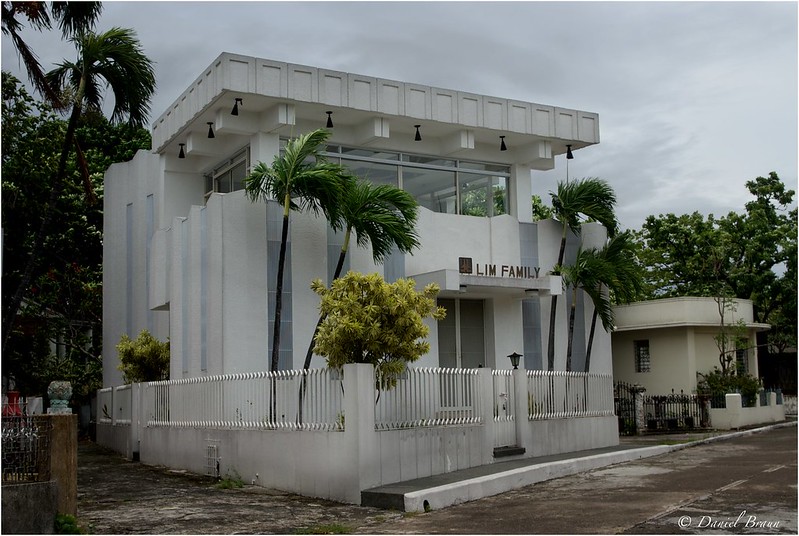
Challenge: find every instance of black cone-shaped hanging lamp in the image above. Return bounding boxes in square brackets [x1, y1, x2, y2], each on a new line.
[500, 135, 507, 151]
[414, 125, 422, 141]
[207, 122, 215, 139]
[231, 98, 242, 115]
[326, 111, 334, 128]
[178, 143, 185, 158]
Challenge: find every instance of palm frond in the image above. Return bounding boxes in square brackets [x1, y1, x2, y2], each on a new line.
[344, 181, 420, 263]
[551, 177, 618, 236]
[46, 27, 156, 127]
[50, 2, 102, 38]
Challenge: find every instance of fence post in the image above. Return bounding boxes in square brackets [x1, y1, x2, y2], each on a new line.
[342, 363, 377, 503]
[110, 387, 116, 426]
[477, 368, 495, 464]
[512, 368, 531, 453]
[698, 394, 711, 428]
[725, 393, 742, 429]
[48, 414, 78, 516]
[130, 383, 141, 461]
[633, 386, 646, 435]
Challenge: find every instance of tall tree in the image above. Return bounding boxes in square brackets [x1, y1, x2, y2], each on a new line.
[634, 173, 796, 352]
[545, 178, 618, 370]
[561, 247, 609, 371]
[244, 129, 349, 372]
[3, 27, 156, 353]
[2, 72, 151, 401]
[1, 1, 102, 106]
[583, 231, 643, 372]
[301, 180, 420, 371]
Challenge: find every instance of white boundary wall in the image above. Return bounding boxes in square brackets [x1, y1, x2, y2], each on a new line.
[709, 392, 786, 430]
[97, 364, 618, 504]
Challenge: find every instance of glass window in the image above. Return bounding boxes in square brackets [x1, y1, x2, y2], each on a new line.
[204, 148, 249, 201]
[634, 340, 650, 373]
[402, 154, 455, 167]
[736, 339, 749, 374]
[459, 161, 510, 173]
[341, 146, 399, 160]
[281, 138, 511, 217]
[402, 167, 457, 214]
[459, 172, 508, 217]
[342, 160, 398, 188]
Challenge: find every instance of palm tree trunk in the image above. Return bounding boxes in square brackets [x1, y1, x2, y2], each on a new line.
[298, 231, 350, 423]
[271, 204, 290, 372]
[584, 309, 598, 373]
[566, 285, 577, 372]
[546, 227, 569, 370]
[302, 229, 350, 371]
[3, 101, 83, 353]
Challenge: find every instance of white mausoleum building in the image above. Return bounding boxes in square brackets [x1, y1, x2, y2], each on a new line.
[99, 54, 622, 505]
[103, 52, 610, 384]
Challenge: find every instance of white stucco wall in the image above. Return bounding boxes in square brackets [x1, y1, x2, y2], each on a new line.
[612, 297, 767, 394]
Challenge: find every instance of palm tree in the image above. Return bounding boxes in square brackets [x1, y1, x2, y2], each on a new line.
[2, 1, 102, 107]
[3, 27, 155, 353]
[301, 179, 420, 371]
[244, 129, 350, 372]
[583, 231, 643, 372]
[561, 247, 612, 372]
[545, 178, 618, 370]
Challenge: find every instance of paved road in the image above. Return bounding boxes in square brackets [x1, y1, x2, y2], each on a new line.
[361, 425, 797, 535]
[77, 425, 796, 534]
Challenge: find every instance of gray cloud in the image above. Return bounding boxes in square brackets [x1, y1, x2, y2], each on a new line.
[2, 1, 795, 231]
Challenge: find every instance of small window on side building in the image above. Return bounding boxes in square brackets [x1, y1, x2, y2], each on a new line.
[634, 340, 650, 373]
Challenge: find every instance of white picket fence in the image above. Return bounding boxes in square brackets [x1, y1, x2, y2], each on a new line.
[527, 370, 614, 419]
[128, 368, 613, 430]
[145, 368, 344, 430]
[374, 367, 481, 430]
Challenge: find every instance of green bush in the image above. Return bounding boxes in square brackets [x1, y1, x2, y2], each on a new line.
[697, 367, 761, 401]
[116, 330, 169, 383]
[54, 514, 81, 534]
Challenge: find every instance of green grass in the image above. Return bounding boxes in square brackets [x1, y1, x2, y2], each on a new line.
[215, 468, 244, 489]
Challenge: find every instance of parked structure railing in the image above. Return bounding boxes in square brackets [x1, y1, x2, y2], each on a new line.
[1, 415, 52, 482]
[527, 371, 614, 420]
[643, 391, 704, 431]
[375, 368, 481, 430]
[145, 368, 344, 430]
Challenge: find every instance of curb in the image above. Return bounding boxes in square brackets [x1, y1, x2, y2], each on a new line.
[403, 421, 796, 513]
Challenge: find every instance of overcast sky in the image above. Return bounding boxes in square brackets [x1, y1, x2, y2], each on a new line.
[2, 1, 797, 230]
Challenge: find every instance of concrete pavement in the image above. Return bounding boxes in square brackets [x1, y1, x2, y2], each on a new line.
[363, 421, 797, 512]
[77, 421, 796, 534]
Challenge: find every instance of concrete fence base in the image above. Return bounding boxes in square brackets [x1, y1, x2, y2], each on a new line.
[97, 365, 619, 504]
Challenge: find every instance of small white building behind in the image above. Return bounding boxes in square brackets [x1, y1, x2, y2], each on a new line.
[612, 297, 770, 394]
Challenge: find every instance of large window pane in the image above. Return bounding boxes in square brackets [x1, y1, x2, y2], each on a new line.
[343, 160, 398, 188]
[403, 167, 456, 214]
[402, 154, 455, 167]
[341, 146, 399, 160]
[460, 173, 508, 217]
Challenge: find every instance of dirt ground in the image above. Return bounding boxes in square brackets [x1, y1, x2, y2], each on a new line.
[77, 441, 403, 534]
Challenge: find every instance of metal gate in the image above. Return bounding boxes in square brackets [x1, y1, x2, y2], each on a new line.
[614, 381, 638, 435]
[492, 370, 517, 448]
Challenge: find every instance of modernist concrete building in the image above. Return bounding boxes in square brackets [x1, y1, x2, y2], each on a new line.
[102, 52, 610, 387]
[611, 297, 770, 394]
